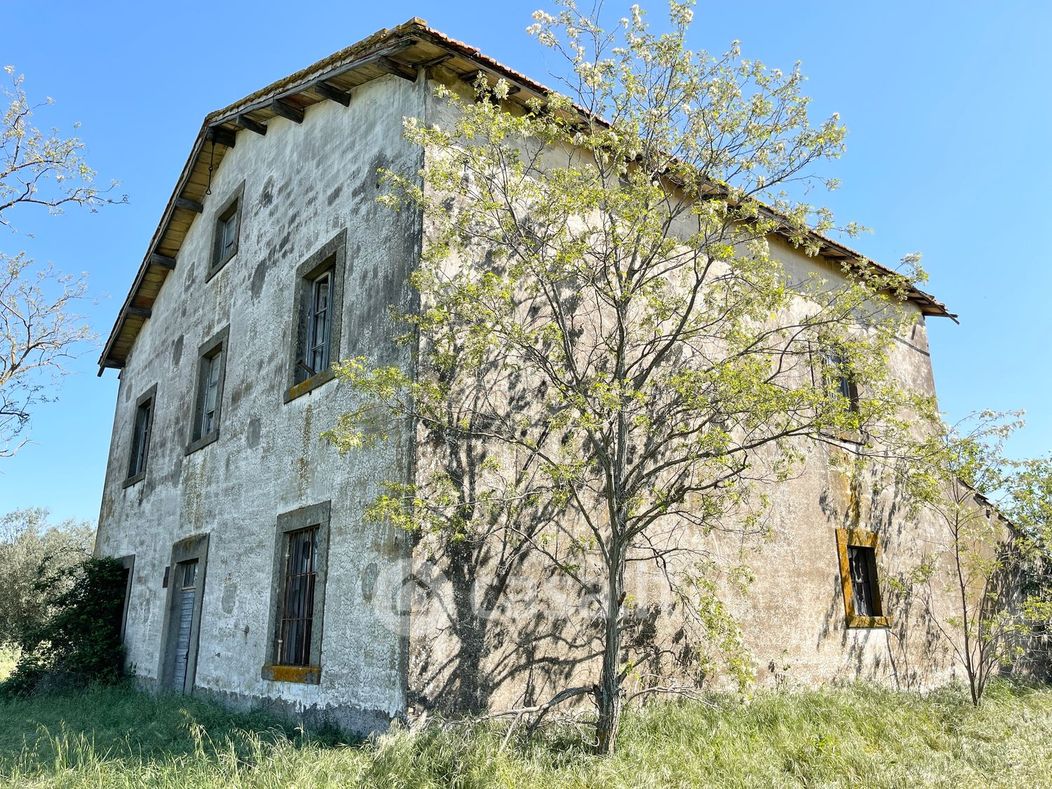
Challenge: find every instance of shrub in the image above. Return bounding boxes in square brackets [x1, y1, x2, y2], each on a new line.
[2, 556, 127, 696]
[0, 508, 93, 650]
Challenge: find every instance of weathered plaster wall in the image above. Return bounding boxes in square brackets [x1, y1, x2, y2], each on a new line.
[95, 73, 423, 731]
[97, 67, 970, 732]
[403, 83, 966, 714]
[403, 248, 963, 714]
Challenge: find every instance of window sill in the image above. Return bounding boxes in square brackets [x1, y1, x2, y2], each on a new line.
[261, 664, 321, 684]
[284, 369, 335, 403]
[206, 251, 237, 283]
[846, 615, 892, 629]
[186, 430, 219, 455]
[122, 470, 146, 489]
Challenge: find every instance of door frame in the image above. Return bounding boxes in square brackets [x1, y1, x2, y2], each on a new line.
[158, 533, 210, 693]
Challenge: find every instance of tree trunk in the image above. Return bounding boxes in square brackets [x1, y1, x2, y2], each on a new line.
[595, 550, 624, 754]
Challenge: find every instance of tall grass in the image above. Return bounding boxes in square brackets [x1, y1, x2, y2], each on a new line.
[0, 682, 1050, 787]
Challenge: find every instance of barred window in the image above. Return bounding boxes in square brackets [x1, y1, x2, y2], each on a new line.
[264, 501, 330, 683]
[277, 526, 318, 666]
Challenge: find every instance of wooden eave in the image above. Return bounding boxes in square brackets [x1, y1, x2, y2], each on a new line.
[98, 18, 954, 374]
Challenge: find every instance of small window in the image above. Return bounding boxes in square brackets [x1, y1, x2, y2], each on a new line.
[823, 347, 859, 413]
[298, 270, 333, 383]
[285, 230, 346, 402]
[197, 350, 222, 436]
[263, 501, 331, 684]
[208, 183, 244, 279]
[181, 559, 198, 589]
[848, 545, 878, 616]
[125, 385, 157, 485]
[835, 528, 890, 628]
[188, 326, 229, 453]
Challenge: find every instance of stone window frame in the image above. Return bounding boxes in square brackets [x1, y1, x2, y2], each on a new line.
[262, 500, 332, 685]
[186, 325, 230, 455]
[835, 527, 892, 629]
[206, 181, 245, 281]
[284, 229, 347, 403]
[123, 383, 157, 487]
[157, 533, 210, 693]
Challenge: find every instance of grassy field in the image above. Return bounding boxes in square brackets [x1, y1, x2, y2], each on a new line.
[0, 680, 1050, 788]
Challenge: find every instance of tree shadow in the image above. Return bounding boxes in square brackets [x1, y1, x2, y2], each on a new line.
[817, 451, 948, 689]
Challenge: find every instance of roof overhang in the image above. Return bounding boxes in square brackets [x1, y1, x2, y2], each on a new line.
[98, 18, 955, 375]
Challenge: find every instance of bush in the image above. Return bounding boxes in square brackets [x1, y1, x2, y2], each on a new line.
[0, 508, 94, 649]
[2, 556, 127, 697]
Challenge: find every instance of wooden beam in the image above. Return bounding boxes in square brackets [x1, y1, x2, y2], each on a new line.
[419, 53, 454, 70]
[236, 114, 267, 135]
[149, 252, 176, 270]
[378, 56, 417, 82]
[206, 125, 236, 148]
[270, 98, 304, 123]
[314, 80, 352, 106]
[127, 306, 152, 319]
[175, 197, 203, 214]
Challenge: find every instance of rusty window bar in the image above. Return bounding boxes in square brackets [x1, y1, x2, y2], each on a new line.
[277, 526, 317, 666]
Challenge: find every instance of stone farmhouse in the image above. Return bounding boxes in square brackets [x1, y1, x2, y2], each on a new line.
[95, 20, 967, 733]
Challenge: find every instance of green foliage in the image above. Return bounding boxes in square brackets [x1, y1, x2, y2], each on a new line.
[0, 508, 94, 650]
[334, 0, 941, 752]
[2, 555, 127, 697]
[1, 683, 1052, 786]
[898, 412, 1052, 704]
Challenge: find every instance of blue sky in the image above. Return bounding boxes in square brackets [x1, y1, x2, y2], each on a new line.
[1, 1, 1049, 523]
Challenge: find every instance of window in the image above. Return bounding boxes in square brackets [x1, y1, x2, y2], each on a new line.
[198, 351, 222, 435]
[300, 270, 332, 382]
[835, 528, 891, 628]
[848, 546, 878, 616]
[124, 384, 156, 486]
[263, 501, 331, 684]
[286, 230, 346, 402]
[277, 526, 318, 666]
[187, 326, 229, 453]
[824, 347, 859, 412]
[208, 183, 244, 279]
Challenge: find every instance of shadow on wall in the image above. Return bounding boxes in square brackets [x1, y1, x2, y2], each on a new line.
[817, 452, 949, 689]
[400, 346, 712, 715]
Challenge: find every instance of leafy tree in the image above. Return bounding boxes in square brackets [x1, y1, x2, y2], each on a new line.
[2, 555, 127, 697]
[0, 508, 94, 649]
[903, 413, 1052, 705]
[331, 0, 935, 752]
[1003, 455, 1052, 677]
[1, 65, 121, 456]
